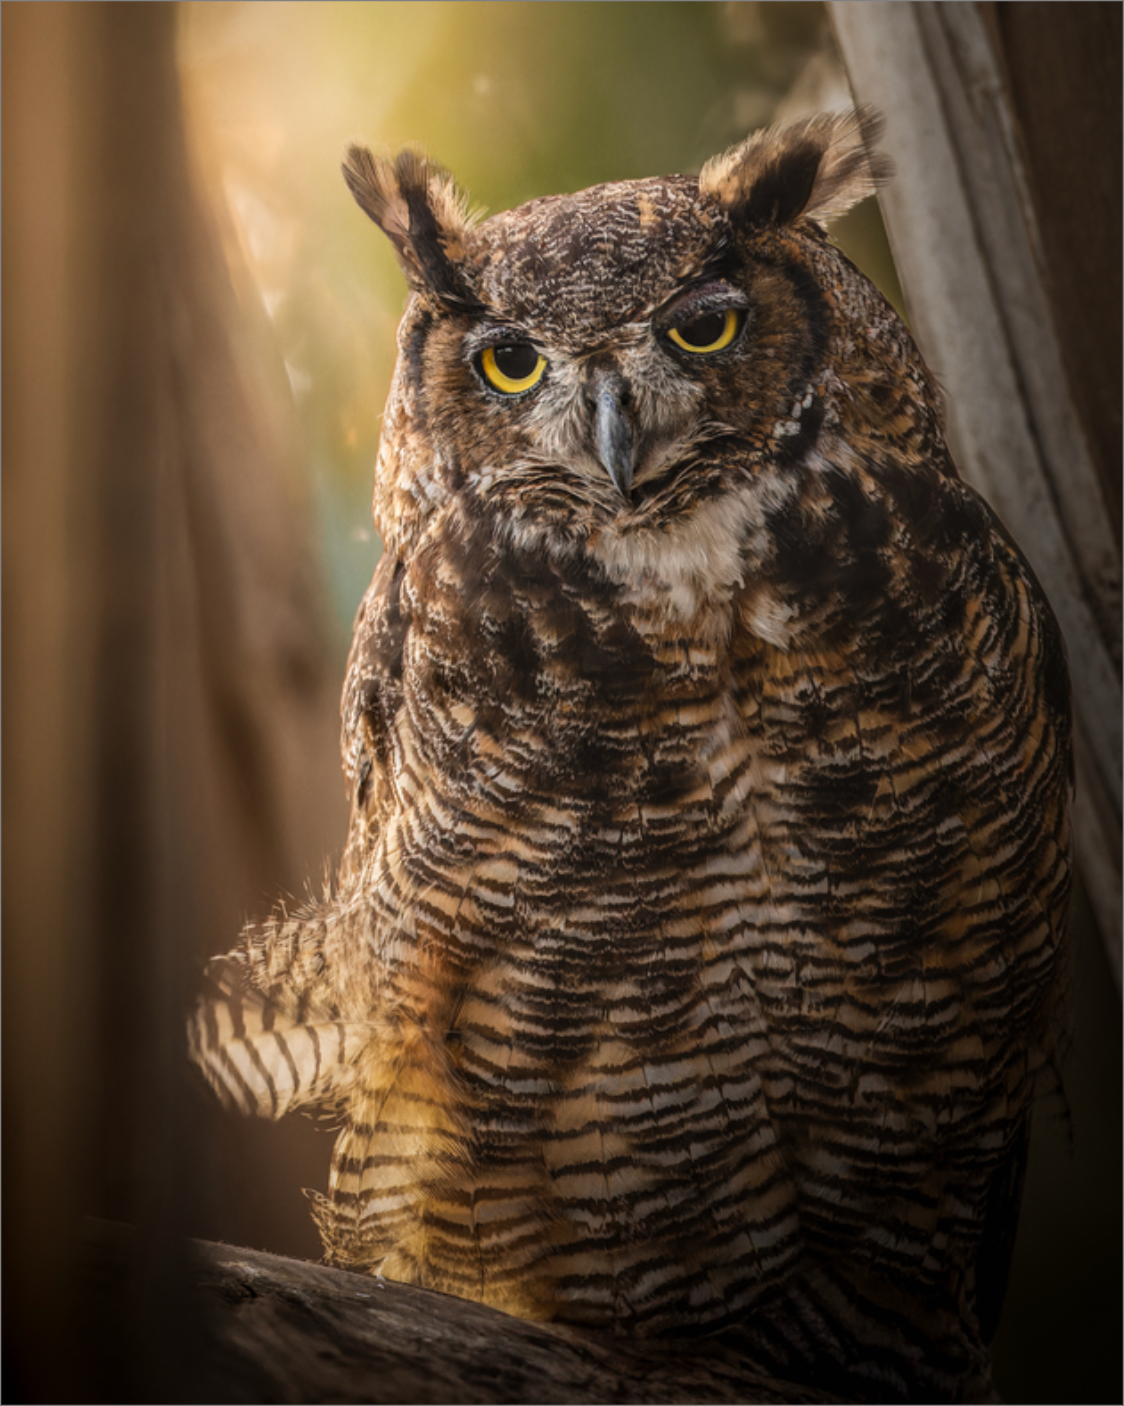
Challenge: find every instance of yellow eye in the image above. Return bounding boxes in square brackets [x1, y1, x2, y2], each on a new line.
[667, 307, 742, 354]
[479, 343, 548, 395]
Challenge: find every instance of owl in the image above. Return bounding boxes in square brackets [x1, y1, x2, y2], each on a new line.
[189, 109, 1072, 1403]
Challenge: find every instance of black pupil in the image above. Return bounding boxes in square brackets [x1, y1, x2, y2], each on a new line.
[493, 344, 539, 380]
[680, 310, 728, 347]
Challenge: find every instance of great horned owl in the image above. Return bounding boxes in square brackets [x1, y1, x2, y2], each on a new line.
[189, 109, 1072, 1402]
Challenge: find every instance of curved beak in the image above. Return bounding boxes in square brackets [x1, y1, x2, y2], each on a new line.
[592, 374, 635, 499]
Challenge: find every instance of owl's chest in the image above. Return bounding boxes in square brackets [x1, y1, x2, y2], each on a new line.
[373, 567, 830, 1024]
[398, 544, 755, 810]
[361, 575, 823, 1333]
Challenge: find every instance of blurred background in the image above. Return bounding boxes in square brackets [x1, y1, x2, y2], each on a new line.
[3, 4, 1118, 1402]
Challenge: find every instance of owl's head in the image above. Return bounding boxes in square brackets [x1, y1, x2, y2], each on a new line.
[344, 110, 934, 603]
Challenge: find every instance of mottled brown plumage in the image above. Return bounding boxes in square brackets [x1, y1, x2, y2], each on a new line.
[189, 109, 1072, 1402]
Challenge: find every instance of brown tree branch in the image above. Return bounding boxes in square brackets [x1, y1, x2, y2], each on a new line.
[81, 1221, 847, 1406]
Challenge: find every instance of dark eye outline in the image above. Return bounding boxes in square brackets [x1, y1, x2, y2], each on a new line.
[476, 342, 548, 396]
[665, 306, 746, 355]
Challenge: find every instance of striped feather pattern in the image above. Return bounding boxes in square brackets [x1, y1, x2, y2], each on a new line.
[190, 112, 1071, 1402]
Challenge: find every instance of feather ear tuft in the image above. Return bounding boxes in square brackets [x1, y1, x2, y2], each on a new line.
[699, 106, 892, 230]
[342, 144, 481, 306]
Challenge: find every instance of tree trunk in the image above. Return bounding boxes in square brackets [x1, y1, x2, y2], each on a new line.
[2, 6, 344, 1399]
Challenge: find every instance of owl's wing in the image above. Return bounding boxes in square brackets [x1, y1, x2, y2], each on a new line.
[188, 555, 412, 1126]
[338, 553, 409, 884]
[187, 956, 368, 1121]
[728, 461, 1070, 1311]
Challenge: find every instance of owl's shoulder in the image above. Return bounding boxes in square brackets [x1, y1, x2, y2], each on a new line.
[339, 552, 411, 866]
